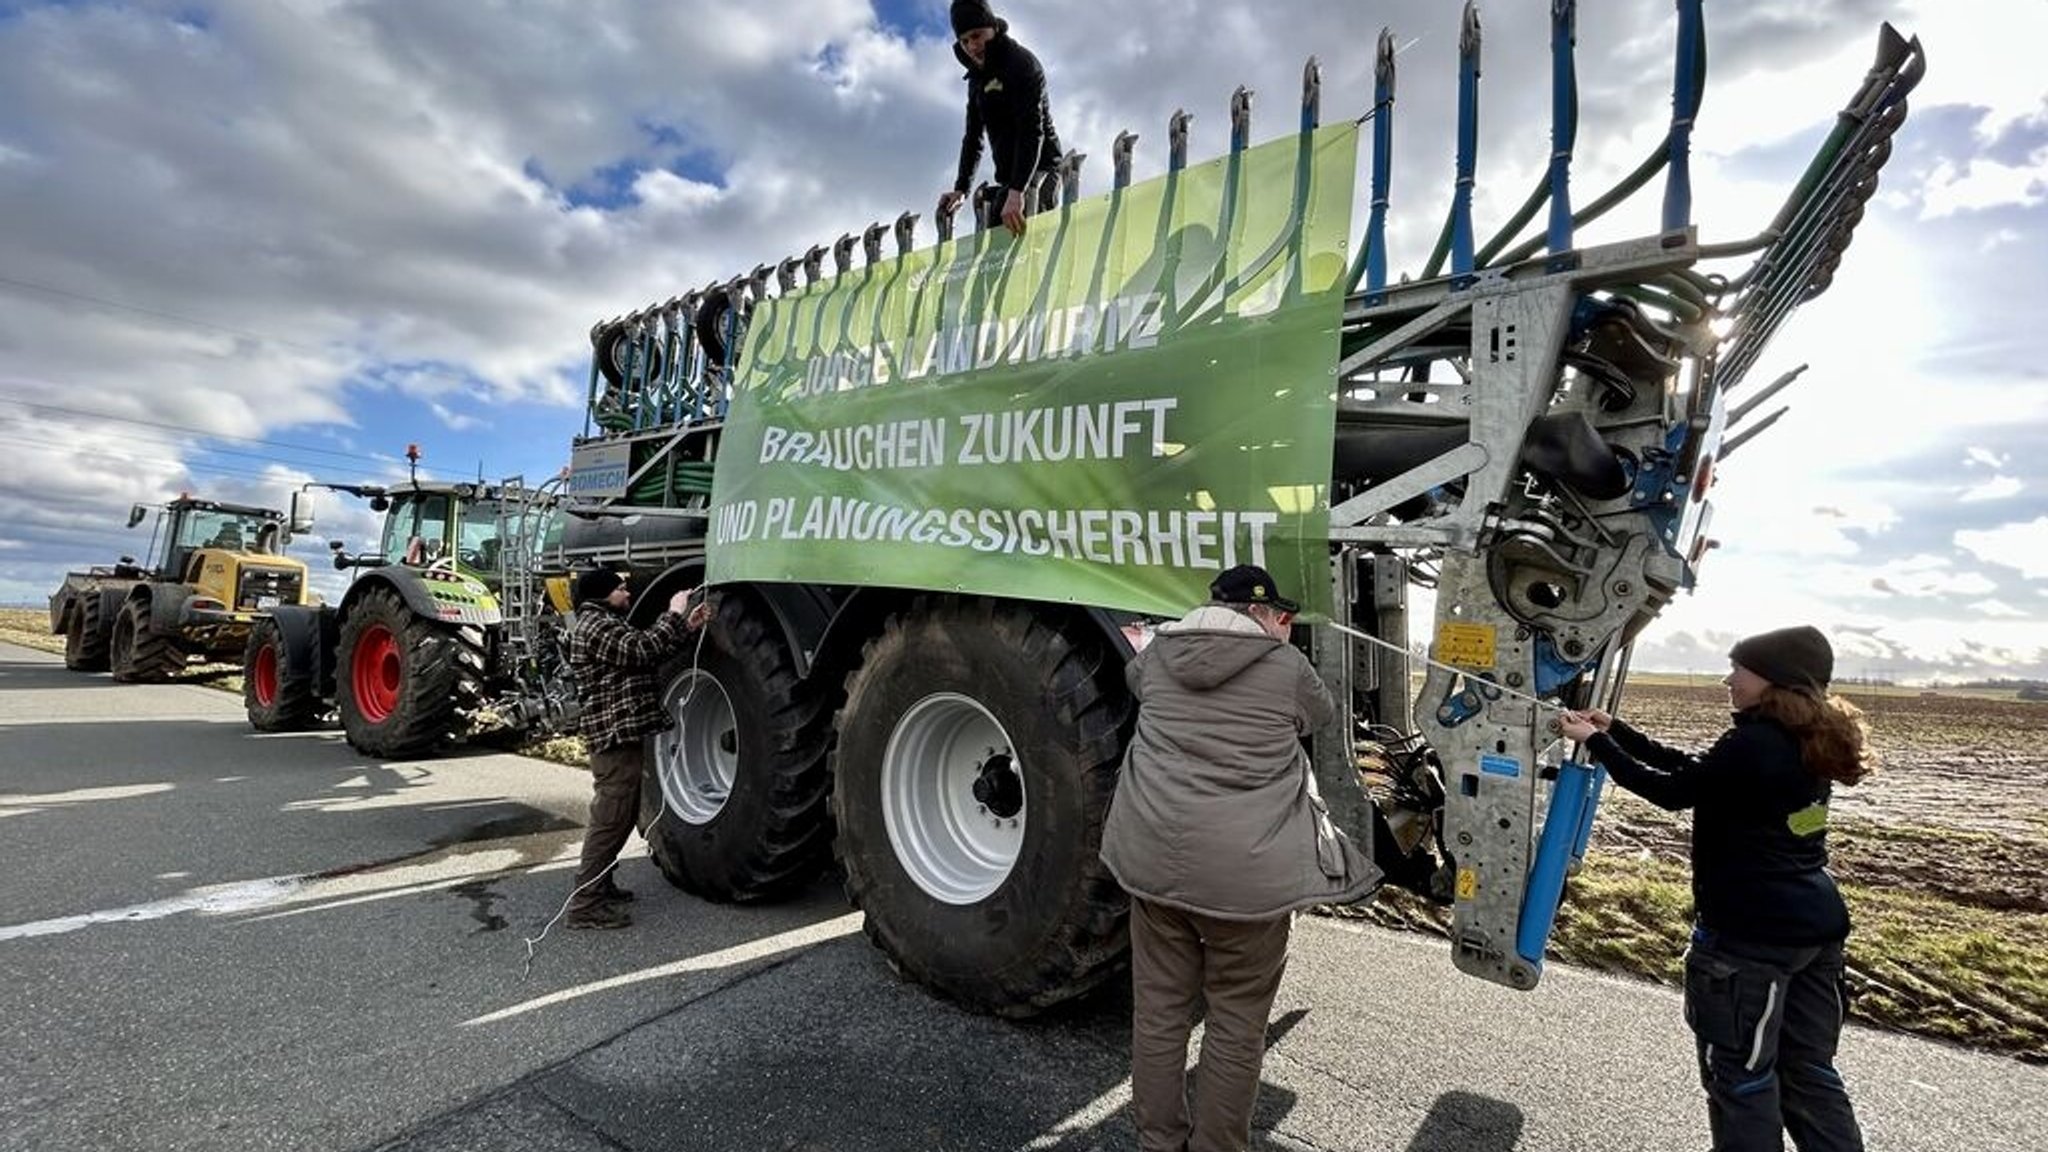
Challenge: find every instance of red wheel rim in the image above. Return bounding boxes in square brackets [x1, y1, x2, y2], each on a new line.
[253, 644, 278, 707]
[352, 624, 401, 723]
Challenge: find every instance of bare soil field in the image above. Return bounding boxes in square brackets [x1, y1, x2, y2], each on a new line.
[1352, 682, 2048, 1062]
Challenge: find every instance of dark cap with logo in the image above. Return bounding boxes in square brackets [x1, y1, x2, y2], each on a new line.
[1208, 564, 1299, 613]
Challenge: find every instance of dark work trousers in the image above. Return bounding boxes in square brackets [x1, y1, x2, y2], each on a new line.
[1128, 896, 1292, 1152]
[569, 740, 644, 912]
[1685, 928, 1863, 1152]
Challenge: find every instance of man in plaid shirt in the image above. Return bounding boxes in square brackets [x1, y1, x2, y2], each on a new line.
[564, 569, 712, 930]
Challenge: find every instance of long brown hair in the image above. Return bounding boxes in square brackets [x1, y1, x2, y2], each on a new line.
[1752, 686, 1874, 785]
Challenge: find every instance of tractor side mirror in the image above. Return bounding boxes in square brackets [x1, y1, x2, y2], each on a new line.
[288, 491, 316, 536]
[126, 504, 148, 529]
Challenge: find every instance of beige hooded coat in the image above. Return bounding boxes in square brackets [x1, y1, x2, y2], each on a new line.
[1100, 605, 1381, 920]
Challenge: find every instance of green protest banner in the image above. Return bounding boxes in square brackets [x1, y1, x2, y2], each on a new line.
[708, 124, 1358, 618]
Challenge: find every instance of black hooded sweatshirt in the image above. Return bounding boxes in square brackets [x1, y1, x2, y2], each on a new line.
[952, 31, 1062, 196]
[1585, 711, 1850, 946]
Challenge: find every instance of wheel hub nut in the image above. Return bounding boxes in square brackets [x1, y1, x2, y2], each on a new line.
[969, 752, 1023, 819]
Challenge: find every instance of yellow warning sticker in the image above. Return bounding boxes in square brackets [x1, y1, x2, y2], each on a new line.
[1436, 622, 1498, 669]
[1455, 868, 1478, 902]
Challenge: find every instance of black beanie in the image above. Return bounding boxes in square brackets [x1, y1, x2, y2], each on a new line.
[1729, 625, 1833, 693]
[575, 568, 625, 605]
[950, 0, 1002, 37]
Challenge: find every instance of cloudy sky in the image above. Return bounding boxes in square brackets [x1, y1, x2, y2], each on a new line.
[0, 0, 2039, 683]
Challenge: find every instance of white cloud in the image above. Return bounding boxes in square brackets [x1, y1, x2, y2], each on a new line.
[1852, 554, 1998, 599]
[428, 402, 486, 433]
[1979, 227, 2026, 253]
[1966, 446, 2009, 470]
[1956, 518, 2048, 579]
[1959, 475, 2022, 503]
[1920, 152, 2048, 219]
[1972, 599, 2029, 618]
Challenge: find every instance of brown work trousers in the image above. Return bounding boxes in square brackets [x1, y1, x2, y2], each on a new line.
[1128, 896, 1292, 1152]
[569, 740, 644, 912]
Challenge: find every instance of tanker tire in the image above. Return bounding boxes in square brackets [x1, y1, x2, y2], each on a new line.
[595, 323, 666, 390]
[243, 615, 322, 732]
[65, 595, 110, 672]
[336, 585, 485, 759]
[110, 598, 186, 683]
[829, 596, 1132, 1017]
[639, 594, 833, 903]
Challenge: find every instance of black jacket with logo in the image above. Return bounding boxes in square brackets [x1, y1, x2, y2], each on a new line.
[1585, 711, 1849, 945]
[952, 34, 1062, 195]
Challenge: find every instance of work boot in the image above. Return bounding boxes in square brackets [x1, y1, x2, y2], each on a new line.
[594, 877, 635, 904]
[564, 902, 632, 930]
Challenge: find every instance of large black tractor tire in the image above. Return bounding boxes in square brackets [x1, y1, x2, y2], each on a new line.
[243, 616, 323, 732]
[638, 594, 833, 903]
[110, 598, 186, 683]
[64, 595, 110, 672]
[829, 597, 1132, 1017]
[335, 585, 486, 759]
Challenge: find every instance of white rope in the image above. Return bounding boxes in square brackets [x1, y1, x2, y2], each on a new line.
[1318, 618, 1566, 715]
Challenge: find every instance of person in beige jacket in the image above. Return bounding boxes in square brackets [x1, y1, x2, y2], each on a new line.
[1102, 564, 1380, 1152]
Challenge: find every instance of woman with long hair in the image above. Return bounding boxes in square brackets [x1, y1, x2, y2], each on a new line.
[1559, 625, 1873, 1152]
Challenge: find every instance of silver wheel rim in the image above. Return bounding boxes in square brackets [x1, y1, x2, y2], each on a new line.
[882, 692, 1024, 905]
[657, 670, 738, 825]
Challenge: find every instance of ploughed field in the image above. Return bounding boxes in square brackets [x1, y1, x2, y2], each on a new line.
[1347, 681, 2048, 1063]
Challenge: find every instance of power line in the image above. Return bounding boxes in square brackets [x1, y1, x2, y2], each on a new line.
[0, 273, 333, 356]
[0, 393, 459, 479]
[0, 405, 400, 478]
[0, 433, 305, 486]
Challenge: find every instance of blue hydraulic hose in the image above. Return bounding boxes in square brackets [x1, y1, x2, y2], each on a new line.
[1570, 763, 1608, 864]
[1450, 2, 1481, 279]
[1348, 28, 1397, 294]
[1546, 0, 1578, 257]
[1516, 759, 1602, 967]
[1663, 0, 1704, 232]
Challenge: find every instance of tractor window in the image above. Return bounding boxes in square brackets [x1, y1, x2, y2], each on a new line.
[381, 493, 453, 565]
[460, 500, 503, 571]
[415, 496, 452, 560]
[179, 510, 270, 552]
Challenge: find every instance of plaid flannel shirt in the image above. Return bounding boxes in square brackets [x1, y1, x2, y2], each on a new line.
[569, 602, 692, 751]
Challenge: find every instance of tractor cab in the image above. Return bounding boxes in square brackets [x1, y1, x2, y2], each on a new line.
[136, 497, 287, 585]
[370, 483, 555, 589]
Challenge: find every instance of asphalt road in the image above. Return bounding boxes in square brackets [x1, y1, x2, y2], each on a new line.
[0, 641, 2039, 1151]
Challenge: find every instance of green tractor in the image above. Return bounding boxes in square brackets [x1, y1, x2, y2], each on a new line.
[242, 472, 565, 759]
[50, 496, 316, 681]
